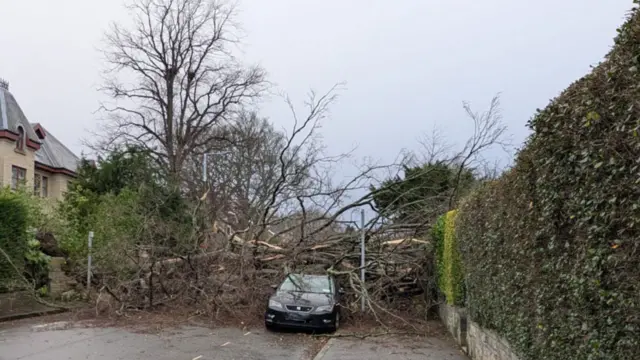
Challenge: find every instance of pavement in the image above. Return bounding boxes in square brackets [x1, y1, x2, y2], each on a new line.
[0, 292, 65, 322]
[0, 318, 468, 360]
[313, 335, 468, 360]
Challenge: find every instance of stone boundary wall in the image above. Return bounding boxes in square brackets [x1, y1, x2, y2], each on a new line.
[49, 257, 75, 296]
[439, 303, 467, 349]
[439, 304, 520, 360]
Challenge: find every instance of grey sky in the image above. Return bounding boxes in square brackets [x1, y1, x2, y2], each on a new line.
[0, 0, 633, 168]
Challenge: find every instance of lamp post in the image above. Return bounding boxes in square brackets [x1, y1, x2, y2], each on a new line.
[350, 209, 366, 312]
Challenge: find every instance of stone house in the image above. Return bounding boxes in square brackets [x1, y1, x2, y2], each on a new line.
[0, 80, 79, 199]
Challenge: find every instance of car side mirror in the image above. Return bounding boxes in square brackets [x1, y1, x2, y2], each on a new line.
[338, 288, 345, 295]
[270, 284, 278, 290]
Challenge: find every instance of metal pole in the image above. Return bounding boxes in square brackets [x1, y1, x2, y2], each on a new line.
[202, 153, 208, 183]
[87, 231, 94, 292]
[360, 209, 365, 312]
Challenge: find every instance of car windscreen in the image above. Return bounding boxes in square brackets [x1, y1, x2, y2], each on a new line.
[279, 275, 332, 294]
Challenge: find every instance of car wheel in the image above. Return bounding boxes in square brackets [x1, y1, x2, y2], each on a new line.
[265, 322, 277, 332]
[330, 312, 340, 332]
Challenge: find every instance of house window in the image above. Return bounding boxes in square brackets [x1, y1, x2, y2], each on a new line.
[42, 176, 48, 197]
[33, 174, 49, 197]
[16, 126, 25, 151]
[34, 174, 41, 196]
[11, 166, 26, 190]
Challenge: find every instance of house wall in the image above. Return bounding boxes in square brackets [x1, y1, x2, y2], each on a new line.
[0, 142, 3, 186]
[0, 138, 73, 200]
[48, 173, 71, 199]
[0, 138, 35, 189]
[34, 170, 72, 200]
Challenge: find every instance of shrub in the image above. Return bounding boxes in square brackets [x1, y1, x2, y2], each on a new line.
[24, 230, 51, 290]
[442, 210, 464, 305]
[0, 188, 29, 291]
[433, 215, 445, 296]
[456, 6, 640, 359]
[433, 210, 464, 306]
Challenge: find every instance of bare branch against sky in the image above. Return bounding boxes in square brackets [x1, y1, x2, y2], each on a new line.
[0, 0, 632, 172]
[96, 0, 267, 182]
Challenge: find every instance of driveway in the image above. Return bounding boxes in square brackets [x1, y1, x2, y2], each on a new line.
[0, 318, 468, 360]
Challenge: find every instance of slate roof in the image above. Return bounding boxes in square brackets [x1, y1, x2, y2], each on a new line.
[0, 80, 79, 174]
[0, 82, 40, 145]
[31, 123, 79, 173]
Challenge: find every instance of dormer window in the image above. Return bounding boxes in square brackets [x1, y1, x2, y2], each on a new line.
[16, 125, 25, 151]
[34, 124, 46, 140]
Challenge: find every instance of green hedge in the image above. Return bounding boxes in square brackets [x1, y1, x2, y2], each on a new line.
[433, 210, 464, 306]
[456, 6, 640, 360]
[0, 189, 29, 291]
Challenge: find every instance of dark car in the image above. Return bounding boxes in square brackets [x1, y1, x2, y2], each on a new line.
[264, 273, 342, 332]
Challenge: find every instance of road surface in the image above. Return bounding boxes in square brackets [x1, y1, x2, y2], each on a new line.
[0, 318, 468, 360]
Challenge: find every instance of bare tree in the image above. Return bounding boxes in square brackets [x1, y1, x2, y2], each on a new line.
[98, 0, 266, 183]
[448, 95, 508, 206]
[183, 110, 310, 229]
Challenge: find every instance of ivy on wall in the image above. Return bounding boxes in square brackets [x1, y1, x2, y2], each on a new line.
[455, 4, 640, 359]
[433, 210, 464, 306]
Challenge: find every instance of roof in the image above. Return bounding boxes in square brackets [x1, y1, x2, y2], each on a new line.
[31, 123, 79, 173]
[0, 79, 79, 174]
[0, 83, 40, 145]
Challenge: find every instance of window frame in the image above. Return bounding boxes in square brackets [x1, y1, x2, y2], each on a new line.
[11, 166, 26, 190]
[41, 176, 48, 197]
[16, 126, 25, 152]
[34, 173, 41, 196]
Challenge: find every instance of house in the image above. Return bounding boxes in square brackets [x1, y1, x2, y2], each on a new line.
[0, 79, 79, 199]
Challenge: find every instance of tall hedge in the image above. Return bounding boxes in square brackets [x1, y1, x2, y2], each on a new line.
[433, 210, 464, 306]
[0, 190, 29, 291]
[456, 6, 640, 360]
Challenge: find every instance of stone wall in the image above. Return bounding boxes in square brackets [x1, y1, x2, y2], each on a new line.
[467, 320, 520, 360]
[48, 257, 76, 297]
[439, 303, 467, 349]
[439, 304, 520, 360]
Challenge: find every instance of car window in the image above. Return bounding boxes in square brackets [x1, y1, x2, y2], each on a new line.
[279, 275, 332, 294]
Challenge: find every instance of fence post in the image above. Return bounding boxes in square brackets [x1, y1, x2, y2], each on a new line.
[87, 231, 93, 291]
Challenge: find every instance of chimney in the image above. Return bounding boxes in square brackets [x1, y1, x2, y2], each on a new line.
[0, 78, 8, 91]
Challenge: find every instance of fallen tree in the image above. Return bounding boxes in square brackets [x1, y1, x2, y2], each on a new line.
[74, 93, 507, 328]
[70, 0, 510, 326]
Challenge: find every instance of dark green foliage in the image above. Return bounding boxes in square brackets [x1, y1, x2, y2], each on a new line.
[0, 190, 28, 291]
[456, 6, 640, 359]
[371, 163, 474, 230]
[432, 215, 446, 296]
[24, 234, 50, 290]
[72, 146, 159, 196]
[59, 146, 195, 259]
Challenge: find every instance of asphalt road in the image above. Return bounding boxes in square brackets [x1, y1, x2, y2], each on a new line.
[0, 319, 468, 360]
[0, 322, 310, 360]
[314, 336, 469, 360]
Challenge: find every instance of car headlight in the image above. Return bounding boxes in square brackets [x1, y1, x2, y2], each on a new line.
[314, 305, 334, 314]
[268, 299, 283, 310]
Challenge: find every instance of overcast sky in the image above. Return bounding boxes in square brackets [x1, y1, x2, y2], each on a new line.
[0, 0, 633, 169]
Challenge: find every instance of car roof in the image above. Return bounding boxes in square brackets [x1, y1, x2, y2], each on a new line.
[286, 273, 330, 278]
